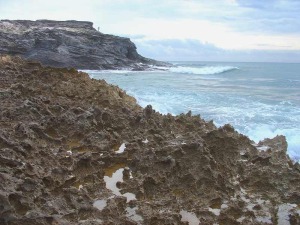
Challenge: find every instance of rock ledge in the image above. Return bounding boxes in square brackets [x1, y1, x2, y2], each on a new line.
[0, 20, 168, 70]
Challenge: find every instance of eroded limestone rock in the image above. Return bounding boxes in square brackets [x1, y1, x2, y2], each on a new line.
[0, 56, 299, 225]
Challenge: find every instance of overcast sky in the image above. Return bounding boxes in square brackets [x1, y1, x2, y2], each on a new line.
[1, 0, 300, 62]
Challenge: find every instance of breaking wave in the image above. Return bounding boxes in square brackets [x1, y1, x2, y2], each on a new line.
[86, 61, 300, 162]
[82, 65, 238, 76]
[169, 65, 238, 75]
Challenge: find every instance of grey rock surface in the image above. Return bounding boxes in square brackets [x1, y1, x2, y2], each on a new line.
[0, 20, 168, 70]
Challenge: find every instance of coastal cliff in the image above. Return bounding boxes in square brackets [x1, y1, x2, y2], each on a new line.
[0, 20, 167, 70]
[1, 55, 300, 224]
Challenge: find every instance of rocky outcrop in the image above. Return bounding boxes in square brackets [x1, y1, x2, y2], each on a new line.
[0, 20, 168, 70]
[1, 55, 300, 224]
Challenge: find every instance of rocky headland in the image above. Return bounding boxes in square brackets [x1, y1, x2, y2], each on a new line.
[0, 20, 168, 70]
[0, 55, 300, 224]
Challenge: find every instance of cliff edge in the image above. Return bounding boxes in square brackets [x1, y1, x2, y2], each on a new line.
[0, 20, 168, 70]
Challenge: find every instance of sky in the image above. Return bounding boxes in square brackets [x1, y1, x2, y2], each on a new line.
[0, 0, 300, 62]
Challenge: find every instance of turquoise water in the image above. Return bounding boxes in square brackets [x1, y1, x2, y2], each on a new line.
[84, 62, 300, 161]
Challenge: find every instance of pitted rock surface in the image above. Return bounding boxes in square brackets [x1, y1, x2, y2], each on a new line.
[0, 55, 300, 225]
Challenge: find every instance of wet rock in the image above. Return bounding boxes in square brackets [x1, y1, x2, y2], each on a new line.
[290, 213, 300, 225]
[123, 167, 131, 179]
[0, 191, 13, 219]
[18, 177, 39, 192]
[0, 56, 299, 224]
[161, 155, 176, 167]
[144, 105, 153, 119]
[186, 110, 192, 117]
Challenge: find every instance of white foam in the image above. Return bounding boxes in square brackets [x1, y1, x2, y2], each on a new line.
[79, 69, 100, 73]
[83, 65, 238, 76]
[149, 65, 170, 70]
[169, 66, 238, 75]
[246, 125, 300, 161]
[85, 65, 300, 162]
[81, 69, 133, 74]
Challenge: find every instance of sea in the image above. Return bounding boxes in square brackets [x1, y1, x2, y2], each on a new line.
[84, 61, 300, 162]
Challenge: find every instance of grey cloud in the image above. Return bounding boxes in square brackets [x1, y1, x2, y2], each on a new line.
[123, 34, 147, 40]
[133, 39, 222, 61]
[236, 0, 279, 9]
[134, 38, 300, 62]
[169, 0, 300, 35]
[224, 0, 300, 34]
[1, 0, 299, 35]
[232, 0, 300, 34]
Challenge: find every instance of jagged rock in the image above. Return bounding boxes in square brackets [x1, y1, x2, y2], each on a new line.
[0, 20, 169, 70]
[1, 56, 300, 225]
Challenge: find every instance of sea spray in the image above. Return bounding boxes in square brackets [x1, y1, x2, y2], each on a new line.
[85, 61, 300, 161]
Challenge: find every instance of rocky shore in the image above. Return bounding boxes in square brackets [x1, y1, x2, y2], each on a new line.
[0, 20, 168, 70]
[0, 55, 300, 225]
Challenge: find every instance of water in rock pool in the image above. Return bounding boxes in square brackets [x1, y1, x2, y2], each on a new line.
[84, 61, 300, 161]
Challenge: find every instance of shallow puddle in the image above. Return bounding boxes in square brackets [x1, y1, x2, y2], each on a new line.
[93, 199, 107, 211]
[126, 206, 143, 223]
[72, 147, 89, 153]
[44, 127, 59, 139]
[277, 203, 297, 225]
[104, 163, 126, 177]
[104, 163, 136, 202]
[123, 192, 136, 202]
[104, 168, 123, 196]
[115, 143, 126, 154]
[172, 189, 183, 197]
[101, 164, 142, 220]
[237, 216, 245, 223]
[208, 207, 220, 216]
[180, 210, 200, 225]
[71, 179, 87, 190]
[72, 180, 82, 189]
[67, 139, 81, 149]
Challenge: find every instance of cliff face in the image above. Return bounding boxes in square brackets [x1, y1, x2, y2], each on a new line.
[1, 55, 300, 225]
[0, 20, 167, 70]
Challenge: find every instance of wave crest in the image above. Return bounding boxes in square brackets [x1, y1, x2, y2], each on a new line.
[169, 66, 238, 75]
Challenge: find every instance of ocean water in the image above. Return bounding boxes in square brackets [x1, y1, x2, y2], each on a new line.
[84, 62, 300, 161]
